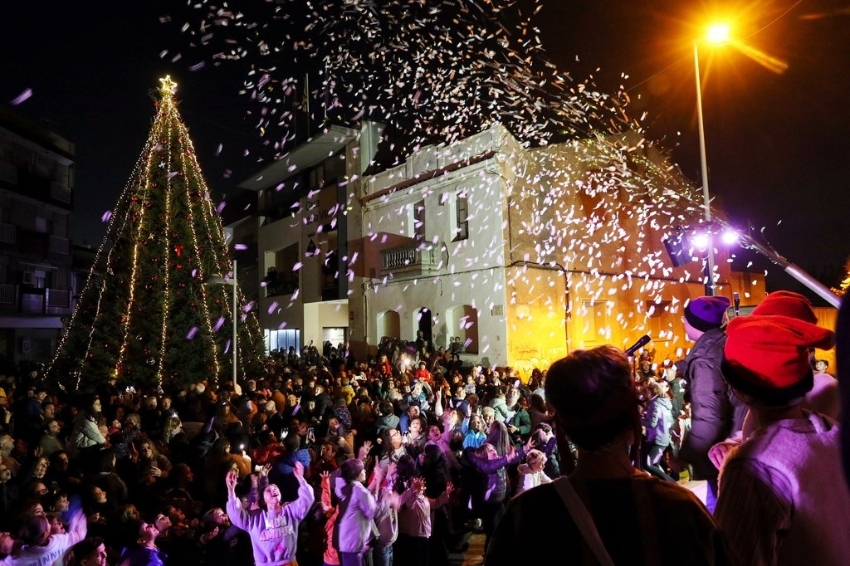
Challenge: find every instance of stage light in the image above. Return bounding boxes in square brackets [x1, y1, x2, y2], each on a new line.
[721, 230, 739, 245]
[691, 232, 710, 250]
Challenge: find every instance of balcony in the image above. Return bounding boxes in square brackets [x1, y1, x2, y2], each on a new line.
[265, 274, 299, 298]
[0, 223, 15, 244]
[16, 286, 73, 315]
[50, 182, 72, 204]
[381, 244, 440, 277]
[47, 289, 70, 308]
[49, 235, 70, 255]
[0, 160, 17, 185]
[0, 284, 14, 305]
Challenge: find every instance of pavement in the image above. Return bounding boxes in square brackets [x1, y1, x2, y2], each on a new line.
[452, 532, 486, 566]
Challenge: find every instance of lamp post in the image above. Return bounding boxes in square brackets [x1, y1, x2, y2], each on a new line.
[693, 23, 730, 296]
[205, 259, 238, 387]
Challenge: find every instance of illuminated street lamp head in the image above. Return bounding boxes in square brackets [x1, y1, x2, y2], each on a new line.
[705, 23, 731, 45]
[159, 75, 178, 96]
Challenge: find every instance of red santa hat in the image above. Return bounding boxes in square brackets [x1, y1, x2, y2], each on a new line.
[723, 315, 835, 405]
[751, 290, 818, 324]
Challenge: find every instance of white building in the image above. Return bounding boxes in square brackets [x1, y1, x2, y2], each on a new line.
[350, 124, 764, 373]
[244, 122, 765, 373]
[239, 124, 379, 355]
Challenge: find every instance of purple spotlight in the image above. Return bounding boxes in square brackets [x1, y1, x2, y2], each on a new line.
[721, 230, 739, 245]
[690, 232, 710, 250]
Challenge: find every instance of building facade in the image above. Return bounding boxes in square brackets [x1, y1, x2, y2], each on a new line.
[242, 121, 769, 374]
[350, 124, 767, 373]
[238, 124, 373, 355]
[0, 107, 75, 367]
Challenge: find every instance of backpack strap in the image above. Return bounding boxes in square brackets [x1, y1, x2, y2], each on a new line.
[553, 477, 615, 566]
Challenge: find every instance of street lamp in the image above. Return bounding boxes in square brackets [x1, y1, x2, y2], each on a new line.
[693, 22, 730, 296]
[205, 259, 238, 387]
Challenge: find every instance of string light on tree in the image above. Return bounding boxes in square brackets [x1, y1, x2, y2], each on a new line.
[46, 76, 266, 391]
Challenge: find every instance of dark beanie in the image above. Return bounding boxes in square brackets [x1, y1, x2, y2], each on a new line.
[684, 295, 731, 332]
[339, 458, 364, 482]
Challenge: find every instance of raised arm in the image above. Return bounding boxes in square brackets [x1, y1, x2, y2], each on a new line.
[320, 471, 334, 512]
[224, 469, 254, 531]
[67, 507, 88, 545]
[289, 461, 316, 521]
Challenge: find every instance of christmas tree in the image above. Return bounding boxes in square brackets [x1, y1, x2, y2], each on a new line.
[47, 76, 266, 392]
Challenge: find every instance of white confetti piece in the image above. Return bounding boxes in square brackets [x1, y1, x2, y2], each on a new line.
[10, 89, 32, 106]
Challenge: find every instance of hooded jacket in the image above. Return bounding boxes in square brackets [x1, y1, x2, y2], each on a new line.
[333, 478, 377, 553]
[678, 327, 747, 479]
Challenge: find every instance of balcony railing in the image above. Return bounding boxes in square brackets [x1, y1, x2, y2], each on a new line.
[0, 160, 17, 185]
[49, 235, 70, 255]
[0, 284, 14, 305]
[47, 288, 70, 308]
[381, 244, 439, 276]
[0, 223, 15, 244]
[50, 182, 72, 204]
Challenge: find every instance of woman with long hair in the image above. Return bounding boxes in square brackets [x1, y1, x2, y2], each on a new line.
[70, 396, 106, 471]
[528, 394, 551, 432]
[484, 421, 513, 458]
[471, 430, 532, 554]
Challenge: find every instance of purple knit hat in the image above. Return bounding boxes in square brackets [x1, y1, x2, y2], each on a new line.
[685, 295, 731, 332]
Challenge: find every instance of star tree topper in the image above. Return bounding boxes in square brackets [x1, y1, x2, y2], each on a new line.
[159, 75, 177, 96]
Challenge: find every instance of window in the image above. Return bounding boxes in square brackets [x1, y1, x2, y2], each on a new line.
[413, 200, 425, 241]
[264, 328, 301, 354]
[455, 196, 469, 241]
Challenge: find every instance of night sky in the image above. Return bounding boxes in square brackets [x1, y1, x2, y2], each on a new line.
[2, 1, 849, 296]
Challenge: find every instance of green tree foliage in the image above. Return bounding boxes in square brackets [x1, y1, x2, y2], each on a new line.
[47, 77, 266, 392]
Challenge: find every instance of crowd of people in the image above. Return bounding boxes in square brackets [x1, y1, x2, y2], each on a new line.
[0, 290, 846, 566]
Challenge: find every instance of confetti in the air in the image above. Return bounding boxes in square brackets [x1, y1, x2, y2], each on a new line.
[165, 0, 732, 354]
[10, 89, 32, 106]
